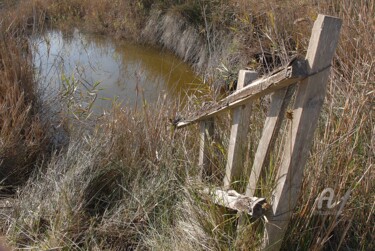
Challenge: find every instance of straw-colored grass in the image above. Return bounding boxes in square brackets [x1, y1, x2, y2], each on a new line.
[0, 29, 49, 191]
[0, 0, 373, 250]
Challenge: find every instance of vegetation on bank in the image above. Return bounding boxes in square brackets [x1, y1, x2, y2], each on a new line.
[0, 0, 373, 250]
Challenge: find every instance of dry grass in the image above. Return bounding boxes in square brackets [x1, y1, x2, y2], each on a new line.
[0, 0, 373, 250]
[5, 103, 192, 250]
[0, 22, 50, 190]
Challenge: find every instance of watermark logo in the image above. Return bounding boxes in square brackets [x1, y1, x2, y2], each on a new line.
[315, 188, 350, 215]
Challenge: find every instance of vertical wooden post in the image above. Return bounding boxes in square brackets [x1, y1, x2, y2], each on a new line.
[223, 70, 258, 189]
[263, 15, 342, 250]
[199, 118, 214, 180]
[246, 85, 295, 197]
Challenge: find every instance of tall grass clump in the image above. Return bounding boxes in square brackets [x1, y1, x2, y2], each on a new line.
[0, 16, 50, 191]
[5, 102, 196, 250]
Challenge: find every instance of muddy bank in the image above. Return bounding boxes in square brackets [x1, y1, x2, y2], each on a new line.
[142, 10, 208, 70]
[145, 10, 243, 70]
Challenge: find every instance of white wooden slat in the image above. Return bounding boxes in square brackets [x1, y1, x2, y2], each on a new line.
[223, 71, 258, 189]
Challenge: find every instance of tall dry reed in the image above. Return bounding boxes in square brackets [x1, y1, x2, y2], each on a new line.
[0, 0, 373, 250]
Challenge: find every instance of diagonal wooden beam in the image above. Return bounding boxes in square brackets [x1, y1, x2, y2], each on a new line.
[176, 57, 307, 129]
[246, 85, 295, 197]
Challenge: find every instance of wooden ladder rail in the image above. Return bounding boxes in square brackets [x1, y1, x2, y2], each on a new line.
[262, 15, 342, 251]
[175, 14, 342, 251]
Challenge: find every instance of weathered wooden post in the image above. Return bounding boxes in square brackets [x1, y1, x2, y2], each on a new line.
[198, 118, 215, 180]
[246, 85, 295, 197]
[238, 85, 295, 230]
[263, 15, 342, 250]
[176, 14, 341, 251]
[224, 70, 258, 189]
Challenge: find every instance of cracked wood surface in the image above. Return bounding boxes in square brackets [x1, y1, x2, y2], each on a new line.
[176, 57, 307, 129]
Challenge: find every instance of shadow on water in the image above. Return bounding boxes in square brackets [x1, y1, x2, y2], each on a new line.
[31, 29, 203, 112]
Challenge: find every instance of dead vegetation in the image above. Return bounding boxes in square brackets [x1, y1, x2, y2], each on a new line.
[0, 0, 373, 250]
[0, 22, 50, 191]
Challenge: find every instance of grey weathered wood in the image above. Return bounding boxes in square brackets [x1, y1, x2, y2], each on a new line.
[198, 118, 214, 180]
[176, 57, 307, 129]
[224, 71, 258, 189]
[237, 86, 295, 231]
[246, 85, 295, 197]
[263, 14, 342, 251]
[203, 188, 269, 219]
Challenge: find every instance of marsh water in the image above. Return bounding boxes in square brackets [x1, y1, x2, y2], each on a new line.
[32, 29, 201, 112]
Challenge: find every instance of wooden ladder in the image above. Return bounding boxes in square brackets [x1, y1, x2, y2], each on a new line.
[175, 14, 342, 250]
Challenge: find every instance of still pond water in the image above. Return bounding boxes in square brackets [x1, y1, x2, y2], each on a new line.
[32, 29, 201, 112]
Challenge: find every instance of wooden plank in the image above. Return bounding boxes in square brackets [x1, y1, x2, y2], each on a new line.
[198, 118, 214, 181]
[245, 85, 295, 197]
[224, 70, 258, 189]
[202, 188, 269, 219]
[237, 86, 295, 231]
[263, 15, 342, 251]
[176, 57, 307, 129]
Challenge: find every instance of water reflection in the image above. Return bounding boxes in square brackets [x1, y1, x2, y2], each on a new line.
[32, 29, 201, 112]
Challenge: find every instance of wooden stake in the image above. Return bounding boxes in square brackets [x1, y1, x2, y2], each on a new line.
[263, 14, 342, 251]
[224, 71, 258, 189]
[199, 118, 214, 180]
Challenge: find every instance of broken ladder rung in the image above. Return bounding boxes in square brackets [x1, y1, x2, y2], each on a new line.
[202, 188, 270, 219]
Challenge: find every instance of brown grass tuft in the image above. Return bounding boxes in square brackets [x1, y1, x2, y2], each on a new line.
[0, 32, 49, 190]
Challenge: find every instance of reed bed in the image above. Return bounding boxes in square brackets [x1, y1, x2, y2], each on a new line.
[0, 0, 373, 250]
